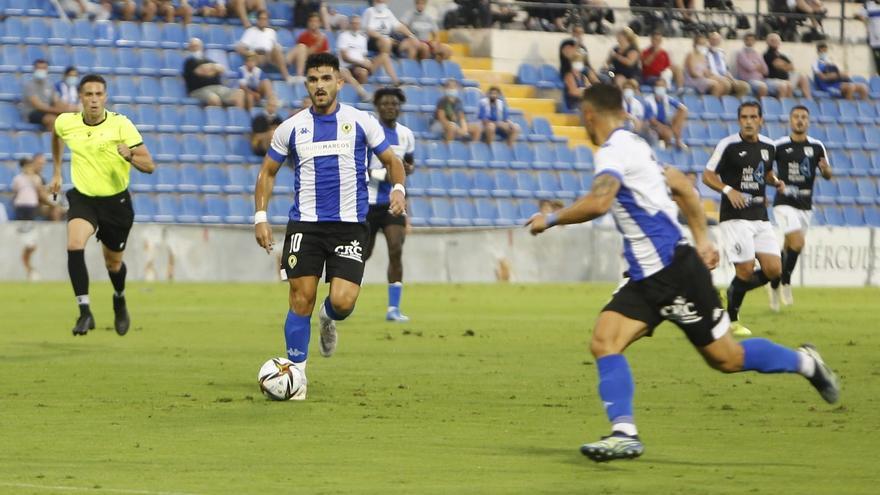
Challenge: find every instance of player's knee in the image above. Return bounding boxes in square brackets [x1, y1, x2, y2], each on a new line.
[105, 259, 123, 272]
[329, 294, 357, 318]
[763, 262, 782, 280]
[590, 333, 621, 358]
[789, 237, 805, 252]
[708, 355, 742, 373]
[289, 291, 316, 315]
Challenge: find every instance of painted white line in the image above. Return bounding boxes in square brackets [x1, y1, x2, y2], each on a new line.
[0, 482, 201, 495]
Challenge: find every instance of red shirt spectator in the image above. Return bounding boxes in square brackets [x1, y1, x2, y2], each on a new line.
[641, 32, 671, 81]
[297, 29, 329, 53]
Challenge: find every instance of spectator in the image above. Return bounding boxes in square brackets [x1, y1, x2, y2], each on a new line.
[55, 66, 81, 108]
[621, 79, 645, 134]
[250, 99, 284, 155]
[706, 31, 750, 97]
[641, 31, 684, 88]
[478, 86, 520, 145]
[11, 155, 55, 281]
[141, 0, 193, 24]
[20, 60, 72, 133]
[812, 42, 869, 100]
[684, 33, 726, 97]
[293, 0, 330, 30]
[401, 0, 453, 61]
[736, 33, 792, 98]
[432, 79, 481, 142]
[337, 15, 401, 86]
[286, 13, 330, 82]
[560, 39, 589, 112]
[238, 52, 274, 110]
[363, 0, 422, 60]
[764, 33, 812, 99]
[61, 0, 111, 20]
[857, 0, 880, 75]
[569, 25, 602, 84]
[183, 38, 245, 107]
[605, 27, 641, 87]
[676, 0, 696, 24]
[229, 0, 267, 29]
[644, 78, 688, 150]
[574, 0, 615, 35]
[523, 2, 567, 31]
[191, 0, 226, 19]
[236, 10, 294, 83]
[103, 0, 137, 20]
[326, 5, 348, 30]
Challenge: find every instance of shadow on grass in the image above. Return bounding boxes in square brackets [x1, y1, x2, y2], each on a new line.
[514, 446, 629, 471]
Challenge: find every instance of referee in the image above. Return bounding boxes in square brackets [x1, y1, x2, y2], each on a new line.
[49, 74, 156, 336]
[702, 101, 785, 337]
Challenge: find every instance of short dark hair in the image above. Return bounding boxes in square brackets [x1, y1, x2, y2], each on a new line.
[307, 12, 321, 21]
[817, 41, 828, 50]
[64, 66, 77, 76]
[737, 100, 762, 118]
[33, 59, 47, 66]
[78, 74, 107, 92]
[744, 32, 756, 39]
[256, 9, 269, 18]
[790, 104, 809, 115]
[373, 86, 406, 105]
[304, 52, 339, 73]
[488, 86, 501, 93]
[18, 157, 29, 168]
[582, 83, 623, 113]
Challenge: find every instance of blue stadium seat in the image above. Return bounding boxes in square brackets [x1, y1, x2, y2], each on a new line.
[69, 19, 93, 46]
[855, 178, 876, 205]
[850, 152, 871, 177]
[113, 103, 136, 121]
[462, 87, 481, 114]
[865, 206, 880, 227]
[274, 166, 294, 194]
[398, 59, 421, 85]
[420, 59, 444, 86]
[205, 25, 235, 51]
[842, 125, 863, 151]
[176, 194, 202, 223]
[429, 198, 453, 226]
[0, 133, 13, 160]
[870, 76, 880, 99]
[138, 49, 162, 76]
[529, 118, 553, 142]
[560, 171, 581, 194]
[203, 135, 227, 163]
[579, 173, 594, 194]
[109, 77, 137, 104]
[116, 21, 142, 48]
[161, 50, 184, 77]
[201, 194, 227, 223]
[682, 94, 704, 118]
[400, 87, 422, 112]
[828, 150, 850, 175]
[489, 142, 514, 169]
[446, 142, 468, 168]
[554, 143, 574, 170]
[719, 96, 739, 120]
[532, 143, 557, 169]
[370, 59, 398, 85]
[204, 107, 227, 133]
[116, 48, 141, 75]
[24, 45, 46, 68]
[0, 163, 14, 192]
[0, 17, 25, 44]
[47, 18, 70, 45]
[225, 166, 254, 193]
[156, 135, 181, 162]
[0, 103, 17, 130]
[817, 100, 840, 124]
[157, 106, 181, 132]
[824, 125, 846, 149]
[160, 22, 186, 49]
[425, 170, 450, 196]
[469, 170, 492, 197]
[516, 64, 540, 86]
[702, 96, 723, 120]
[760, 96, 783, 122]
[496, 199, 519, 226]
[491, 170, 515, 198]
[538, 64, 562, 90]
[177, 166, 203, 192]
[134, 105, 157, 133]
[707, 122, 729, 142]
[764, 122, 784, 140]
[268, 197, 289, 224]
[406, 170, 428, 196]
[129, 170, 157, 193]
[179, 134, 206, 162]
[24, 18, 49, 45]
[132, 194, 157, 222]
[338, 85, 358, 105]
[511, 142, 533, 169]
[0, 47, 24, 73]
[573, 145, 593, 170]
[227, 136, 255, 163]
[139, 22, 160, 49]
[474, 198, 500, 225]
[863, 126, 880, 153]
[225, 195, 250, 223]
[871, 153, 880, 177]
[47, 46, 71, 73]
[684, 124, 708, 147]
[856, 100, 879, 125]
[843, 206, 865, 226]
[811, 206, 827, 225]
[408, 198, 430, 226]
[513, 171, 537, 198]
[13, 132, 40, 160]
[450, 198, 475, 226]
[837, 100, 859, 125]
[93, 21, 115, 46]
[468, 142, 491, 168]
[154, 166, 180, 191]
[836, 178, 857, 204]
[159, 77, 189, 104]
[537, 171, 571, 200]
[133, 77, 159, 104]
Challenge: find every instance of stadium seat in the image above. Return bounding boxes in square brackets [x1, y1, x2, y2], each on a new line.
[161, 51, 184, 77]
[466, 142, 490, 168]
[856, 100, 879, 125]
[469, 170, 492, 197]
[225, 166, 254, 193]
[496, 199, 519, 226]
[93, 21, 114, 46]
[203, 135, 227, 163]
[157, 106, 181, 133]
[179, 106, 206, 133]
[397, 59, 420, 85]
[0, 133, 13, 160]
[516, 64, 540, 86]
[855, 178, 876, 205]
[13, 132, 40, 160]
[154, 166, 180, 192]
[850, 152, 871, 177]
[428, 198, 453, 226]
[0, 47, 24, 72]
[488, 142, 514, 169]
[177, 166, 203, 192]
[719, 96, 739, 120]
[68, 19, 93, 46]
[110, 77, 137, 104]
[273, 166, 294, 195]
[866, 206, 880, 227]
[554, 144, 574, 170]
[817, 100, 840, 124]
[870, 153, 880, 177]
[537, 171, 571, 200]
[47, 18, 70, 45]
[224, 195, 250, 223]
[537, 64, 562, 90]
[707, 122, 728, 142]
[760, 97, 783, 122]
[490, 170, 515, 198]
[138, 49, 163, 76]
[139, 22, 160, 49]
[200, 194, 227, 223]
[160, 77, 191, 104]
[462, 87, 481, 114]
[836, 178, 857, 204]
[450, 198, 475, 226]
[406, 169, 429, 196]
[132, 194, 157, 222]
[829, 150, 850, 175]
[47, 46, 71, 73]
[179, 135, 205, 163]
[559, 171, 581, 194]
[129, 169, 157, 193]
[532, 143, 557, 169]
[843, 206, 865, 226]
[863, 126, 880, 152]
[156, 135, 182, 162]
[824, 124, 846, 149]
[573, 146, 593, 170]
[529, 118, 553, 142]
[682, 94, 704, 118]
[763, 122, 784, 140]
[408, 198, 430, 226]
[205, 25, 235, 51]
[425, 170, 451, 197]
[511, 142, 534, 169]
[159, 22, 186, 49]
[0, 103, 17, 131]
[473, 198, 499, 225]
[268, 197, 289, 224]
[116, 21, 142, 48]
[204, 107, 228, 133]
[684, 122, 709, 148]
[227, 136, 255, 163]
[23, 18, 49, 45]
[513, 171, 537, 198]
[176, 194, 202, 223]
[446, 142, 468, 168]
[702, 96, 723, 120]
[420, 59, 444, 86]
[837, 100, 859, 125]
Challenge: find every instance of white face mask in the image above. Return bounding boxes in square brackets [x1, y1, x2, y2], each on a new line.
[818, 53, 829, 62]
[572, 61, 584, 72]
[655, 87, 667, 98]
[623, 88, 635, 100]
[375, 3, 388, 13]
[697, 45, 709, 56]
[33, 69, 48, 80]
[191, 50, 204, 59]
[445, 89, 458, 98]
[66, 76, 78, 86]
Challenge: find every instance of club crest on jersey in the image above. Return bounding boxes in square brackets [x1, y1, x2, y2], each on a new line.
[341, 122, 353, 134]
[804, 147, 814, 157]
[761, 149, 769, 161]
[335, 240, 363, 262]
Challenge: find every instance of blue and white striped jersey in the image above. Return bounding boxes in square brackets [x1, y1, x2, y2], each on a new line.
[368, 122, 415, 206]
[595, 128, 685, 280]
[268, 103, 390, 223]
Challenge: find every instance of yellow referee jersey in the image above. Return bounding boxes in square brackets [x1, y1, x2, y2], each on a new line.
[55, 111, 143, 197]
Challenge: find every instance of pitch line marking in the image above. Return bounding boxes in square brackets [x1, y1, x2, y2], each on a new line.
[0, 482, 201, 495]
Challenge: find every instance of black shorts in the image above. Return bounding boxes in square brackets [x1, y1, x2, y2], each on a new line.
[603, 245, 727, 347]
[14, 206, 38, 221]
[66, 188, 135, 252]
[28, 110, 47, 124]
[280, 221, 369, 285]
[367, 204, 406, 231]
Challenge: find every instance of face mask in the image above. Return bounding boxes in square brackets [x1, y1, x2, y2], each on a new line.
[697, 45, 709, 56]
[375, 3, 388, 13]
[191, 50, 204, 59]
[33, 69, 48, 80]
[655, 87, 667, 98]
[623, 88, 635, 100]
[445, 89, 458, 98]
[65, 76, 78, 86]
[572, 61, 584, 72]
[819, 53, 829, 62]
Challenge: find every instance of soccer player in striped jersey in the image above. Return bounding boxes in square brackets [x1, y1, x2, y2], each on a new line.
[527, 84, 839, 462]
[364, 87, 415, 322]
[254, 53, 407, 400]
[768, 105, 832, 310]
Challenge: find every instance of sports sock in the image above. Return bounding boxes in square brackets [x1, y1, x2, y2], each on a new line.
[284, 310, 311, 364]
[596, 354, 637, 436]
[727, 277, 747, 321]
[741, 338, 801, 374]
[68, 249, 90, 316]
[388, 282, 402, 311]
[771, 252, 783, 289]
[323, 297, 352, 321]
[782, 248, 800, 285]
[109, 262, 127, 297]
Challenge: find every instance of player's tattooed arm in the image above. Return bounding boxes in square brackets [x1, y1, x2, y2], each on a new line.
[527, 172, 620, 234]
[818, 157, 833, 179]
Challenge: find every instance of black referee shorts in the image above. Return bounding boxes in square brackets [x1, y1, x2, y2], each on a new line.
[66, 188, 135, 252]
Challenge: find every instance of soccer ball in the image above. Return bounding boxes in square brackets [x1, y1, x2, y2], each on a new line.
[257, 357, 305, 401]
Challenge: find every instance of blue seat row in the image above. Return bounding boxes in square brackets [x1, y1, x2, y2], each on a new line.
[412, 141, 591, 170]
[409, 197, 544, 227]
[406, 169, 587, 200]
[813, 205, 880, 227]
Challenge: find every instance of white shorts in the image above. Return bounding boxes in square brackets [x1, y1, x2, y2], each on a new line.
[773, 205, 812, 235]
[720, 219, 780, 264]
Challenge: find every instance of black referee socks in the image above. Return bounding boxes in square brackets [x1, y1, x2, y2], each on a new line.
[109, 262, 127, 297]
[67, 249, 90, 314]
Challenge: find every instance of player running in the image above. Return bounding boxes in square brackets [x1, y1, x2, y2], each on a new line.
[768, 106, 832, 310]
[363, 87, 415, 322]
[702, 101, 784, 336]
[254, 53, 407, 400]
[50, 74, 156, 336]
[527, 84, 839, 463]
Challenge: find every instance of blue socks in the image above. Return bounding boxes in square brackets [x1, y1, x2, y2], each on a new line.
[322, 297, 353, 321]
[597, 354, 636, 434]
[284, 310, 311, 364]
[388, 282, 402, 310]
[741, 338, 800, 374]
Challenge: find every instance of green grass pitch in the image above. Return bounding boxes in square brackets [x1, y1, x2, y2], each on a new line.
[1, 282, 878, 494]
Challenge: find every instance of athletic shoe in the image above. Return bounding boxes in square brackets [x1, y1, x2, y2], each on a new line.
[730, 321, 752, 337]
[781, 284, 794, 306]
[767, 285, 780, 313]
[580, 434, 644, 462]
[798, 344, 840, 404]
[386, 308, 410, 322]
[289, 365, 308, 401]
[113, 295, 130, 336]
[318, 305, 337, 357]
[71, 313, 95, 336]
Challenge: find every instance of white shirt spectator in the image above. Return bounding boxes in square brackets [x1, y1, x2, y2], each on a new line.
[362, 4, 401, 36]
[336, 30, 369, 68]
[237, 65, 266, 91]
[623, 96, 645, 121]
[861, 1, 880, 48]
[707, 48, 730, 77]
[402, 8, 440, 41]
[239, 26, 278, 53]
[12, 173, 41, 208]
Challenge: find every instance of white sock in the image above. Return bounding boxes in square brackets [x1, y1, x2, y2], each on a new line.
[612, 422, 638, 437]
[76, 295, 90, 305]
[292, 360, 307, 373]
[114, 290, 125, 298]
[798, 352, 816, 378]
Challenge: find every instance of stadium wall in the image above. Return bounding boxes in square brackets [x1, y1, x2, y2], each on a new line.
[0, 224, 877, 286]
